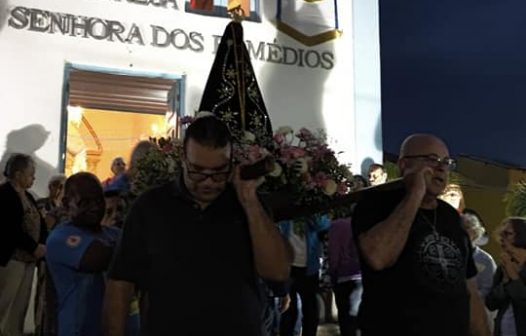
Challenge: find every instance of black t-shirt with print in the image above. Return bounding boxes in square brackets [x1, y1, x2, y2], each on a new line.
[352, 188, 477, 336]
[109, 180, 262, 336]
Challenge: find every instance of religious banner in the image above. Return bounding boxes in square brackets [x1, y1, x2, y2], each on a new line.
[276, 0, 342, 46]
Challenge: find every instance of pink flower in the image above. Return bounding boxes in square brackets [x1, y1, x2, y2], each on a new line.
[161, 143, 173, 153]
[273, 133, 285, 145]
[280, 146, 306, 159]
[337, 182, 348, 195]
[279, 146, 306, 166]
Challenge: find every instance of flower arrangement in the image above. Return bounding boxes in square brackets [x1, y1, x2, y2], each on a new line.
[131, 136, 183, 195]
[252, 126, 353, 207]
[132, 116, 354, 218]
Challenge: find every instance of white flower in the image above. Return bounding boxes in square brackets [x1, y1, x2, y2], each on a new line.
[243, 131, 256, 143]
[294, 158, 308, 174]
[322, 180, 337, 196]
[276, 126, 293, 135]
[269, 162, 283, 177]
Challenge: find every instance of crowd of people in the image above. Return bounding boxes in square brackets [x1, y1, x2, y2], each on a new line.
[1, 115, 525, 336]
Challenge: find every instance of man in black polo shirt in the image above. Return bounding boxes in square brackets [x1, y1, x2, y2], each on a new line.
[352, 134, 490, 336]
[103, 116, 292, 336]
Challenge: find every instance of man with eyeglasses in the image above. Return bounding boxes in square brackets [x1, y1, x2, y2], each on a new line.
[352, 133, 490, 336]
[103, 115, 292, 336]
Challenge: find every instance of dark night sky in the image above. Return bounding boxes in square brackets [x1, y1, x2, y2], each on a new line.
[380, 0, 526, 166]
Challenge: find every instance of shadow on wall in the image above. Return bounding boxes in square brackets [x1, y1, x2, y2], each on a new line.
[373, 110, 383, 153]
[360, 157, 374, 177]
[0, 124, 58, 198]
[259, 1, 333, 130]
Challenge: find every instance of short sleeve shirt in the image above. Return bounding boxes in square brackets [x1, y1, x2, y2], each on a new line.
[352, 188, 477, 336]
[46, 223, 120, 336]
[108, 180, 263, 335]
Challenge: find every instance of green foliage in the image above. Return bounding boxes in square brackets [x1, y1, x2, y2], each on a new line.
[448, 171, 465, 186]
[505, 181, 526, 217]
[383, 161, 400, 181]
[132, 137, 183, 195]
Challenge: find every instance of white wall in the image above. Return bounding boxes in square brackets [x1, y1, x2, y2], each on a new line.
[0, 0, 381, 196]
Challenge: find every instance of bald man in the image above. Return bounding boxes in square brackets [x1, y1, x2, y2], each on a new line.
[352, 134, 490, 336]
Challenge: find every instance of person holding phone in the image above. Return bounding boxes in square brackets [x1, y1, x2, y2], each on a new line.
[486, 217, 526, 336]
[103, 115, 292, 336]
[352, 134, 490, 336]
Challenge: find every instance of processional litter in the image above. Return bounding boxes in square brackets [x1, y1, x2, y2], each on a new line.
[194, 8, 399, 220]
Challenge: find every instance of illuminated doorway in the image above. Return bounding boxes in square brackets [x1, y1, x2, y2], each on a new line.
[60, 65, 183, 182]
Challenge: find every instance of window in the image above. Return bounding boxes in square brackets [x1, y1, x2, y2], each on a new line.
[186, 0, 260, 22]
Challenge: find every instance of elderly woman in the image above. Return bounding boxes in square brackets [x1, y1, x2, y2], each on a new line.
[462, 212, 497, 330]
[462, 212, 496, 298]
[486, 217, 526, 336]
[37, 174, 67, 230]
[0, 153, 47, 335]
[102, 157, 126, 188]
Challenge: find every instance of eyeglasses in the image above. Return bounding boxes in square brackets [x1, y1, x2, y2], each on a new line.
[184, 161, 231, 183]
[403, 155, 456, 170]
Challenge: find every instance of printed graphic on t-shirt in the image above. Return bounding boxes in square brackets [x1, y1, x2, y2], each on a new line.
[475, 262, 486, 273]
[416, 231, 464, 292]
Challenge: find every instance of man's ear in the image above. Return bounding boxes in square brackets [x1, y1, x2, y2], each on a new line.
[398, 159, 406, 175]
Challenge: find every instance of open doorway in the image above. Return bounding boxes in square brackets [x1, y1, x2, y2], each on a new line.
[60, 65, 184, 182]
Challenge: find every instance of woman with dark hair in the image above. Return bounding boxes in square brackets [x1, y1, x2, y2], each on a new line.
[486, 217, 526, 336]
[0, 153, 47, 335]
[352, 174, 369, 190]
[46, 172, 120, 336]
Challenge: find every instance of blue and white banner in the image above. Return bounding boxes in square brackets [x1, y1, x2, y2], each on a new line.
[276, 0, 341, 46]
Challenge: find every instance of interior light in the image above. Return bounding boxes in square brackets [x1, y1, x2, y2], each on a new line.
[67, 105, 84, 126]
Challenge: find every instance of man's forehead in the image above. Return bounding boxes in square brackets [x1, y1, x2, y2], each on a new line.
[403, 138, 449, 156]
[185, 143, 231, 168]
[369, 168, 384, 174]
[186, 139, 231, 153]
